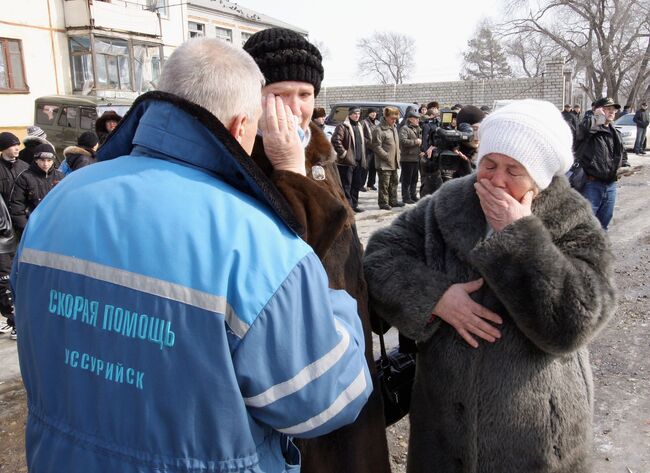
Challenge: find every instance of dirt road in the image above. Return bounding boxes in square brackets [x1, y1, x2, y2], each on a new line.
[1, 157, 649, 472]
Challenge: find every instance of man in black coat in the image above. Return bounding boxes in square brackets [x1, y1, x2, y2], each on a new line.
[575, 97, 626, 230]
[0, 132, 28, 339]
[633, 102, 649, 154]
[331, 107, 367, 212]
[561, 104, 578, 143]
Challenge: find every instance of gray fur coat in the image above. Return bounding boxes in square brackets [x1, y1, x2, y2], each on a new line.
[363, 174, 616, 473]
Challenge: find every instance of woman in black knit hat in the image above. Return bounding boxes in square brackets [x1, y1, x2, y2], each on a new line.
[243, 27, 391, 473]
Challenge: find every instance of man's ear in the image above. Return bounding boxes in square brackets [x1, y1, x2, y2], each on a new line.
[228, 113, 248, 145]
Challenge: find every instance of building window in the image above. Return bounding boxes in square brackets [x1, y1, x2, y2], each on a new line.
[94, 36, 131, 91]
[69, 36, 94, 92]
[189, 22, 205, 39]
[215, 27, 232, 43]
[0, 38, 28, 93]
[133, 43, 162, 93]
[241, 32, 253, 46]
[69, 36, 162, 93]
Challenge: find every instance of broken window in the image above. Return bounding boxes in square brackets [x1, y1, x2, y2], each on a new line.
[70, 36, 94, 93]
[133, 43, 162, 93]
[94, 37, 131, 90]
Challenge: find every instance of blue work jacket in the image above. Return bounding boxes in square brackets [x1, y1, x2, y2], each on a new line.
[12, 92, 371, 472]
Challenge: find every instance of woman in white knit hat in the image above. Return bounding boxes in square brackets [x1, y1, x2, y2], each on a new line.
[364, 99, 617, 473]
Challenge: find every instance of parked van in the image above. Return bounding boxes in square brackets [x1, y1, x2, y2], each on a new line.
[34, 95, 133, 162]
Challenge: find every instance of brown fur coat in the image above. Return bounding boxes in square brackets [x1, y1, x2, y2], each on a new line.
[251, 123, 391, 473]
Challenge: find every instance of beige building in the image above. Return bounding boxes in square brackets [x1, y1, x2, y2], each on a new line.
[0, 0, 305, 137]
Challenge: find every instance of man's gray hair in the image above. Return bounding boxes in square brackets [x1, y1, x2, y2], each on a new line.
[157, 38, 264, 124]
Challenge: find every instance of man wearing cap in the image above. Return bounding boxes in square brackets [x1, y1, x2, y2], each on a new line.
[633, 102, 649, 154]
[0, 132, 27, 339]
[399, 109, 423, 204]
[362, 108, 379, 190]
[561, 104, 578, 143]
[331, 106, 367, 212]
[244, 27, 391, 473]
[575, 97, 626, 229]
[372, 107, 404, 210]
[421, 101, 440, 154]
[572, 104, 582, 121]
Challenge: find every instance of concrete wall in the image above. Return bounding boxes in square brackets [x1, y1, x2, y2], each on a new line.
[317, 59, 568, 110]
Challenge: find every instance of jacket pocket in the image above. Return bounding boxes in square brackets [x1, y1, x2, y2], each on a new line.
[281, 435, 301, 472]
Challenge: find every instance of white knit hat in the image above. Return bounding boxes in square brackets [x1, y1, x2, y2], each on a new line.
[476, 99, 574, 190]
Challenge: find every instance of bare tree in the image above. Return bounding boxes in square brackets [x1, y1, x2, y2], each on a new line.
[461, 20, 512, 80]
[499, 0, 650, 104]
[356, 32, 415, 84]
[311, 39, 332, 61]
[505, 33, 562, 77]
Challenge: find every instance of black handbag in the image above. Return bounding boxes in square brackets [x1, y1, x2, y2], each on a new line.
[375, 325, 416, 427]
[566, 160, 588, 191]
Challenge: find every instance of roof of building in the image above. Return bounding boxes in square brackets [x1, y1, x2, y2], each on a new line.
[186, 0, 308, 35]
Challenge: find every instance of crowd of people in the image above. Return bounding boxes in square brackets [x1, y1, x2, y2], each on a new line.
[6, 29, 620, 473]
[324, 101, 490, 212]
[0, 113, 118, 340]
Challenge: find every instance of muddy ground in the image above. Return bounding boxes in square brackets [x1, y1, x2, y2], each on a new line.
[1, 159, 649, 472]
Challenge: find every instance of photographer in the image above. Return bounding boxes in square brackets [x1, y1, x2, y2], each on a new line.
[434, 105, 486, 185]
[421, 101, 440, 152]
[452, 105, 486, 175]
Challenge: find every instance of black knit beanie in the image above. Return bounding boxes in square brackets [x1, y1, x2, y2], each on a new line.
[0, 132, 20, 152]
[33, 143, 56, 160]
[457, 105, 486, 126]
[243, 28, 324, 96]
[78, 131, 99, 149]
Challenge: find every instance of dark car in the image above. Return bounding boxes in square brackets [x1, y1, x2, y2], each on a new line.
[323, 101, 415, 139]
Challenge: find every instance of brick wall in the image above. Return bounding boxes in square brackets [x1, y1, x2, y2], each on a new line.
[316, 58, 568, 110]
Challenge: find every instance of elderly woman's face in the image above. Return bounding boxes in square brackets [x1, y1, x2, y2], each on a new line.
[262, 81, 315, 132]
[477, 153, 537, 201]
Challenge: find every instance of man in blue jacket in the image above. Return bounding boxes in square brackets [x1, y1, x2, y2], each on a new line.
[11, 38, 371, 473]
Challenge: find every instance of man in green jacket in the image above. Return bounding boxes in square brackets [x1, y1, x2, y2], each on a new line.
[372, 107, 405, 210]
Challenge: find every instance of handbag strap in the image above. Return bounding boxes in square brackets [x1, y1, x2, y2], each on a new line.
[378, 319, 390, 362]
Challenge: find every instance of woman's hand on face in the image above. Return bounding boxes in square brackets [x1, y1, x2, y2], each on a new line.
[474, 179, 534, 232]
[259, 94, 306, 176]
[433, 278, 503, 348]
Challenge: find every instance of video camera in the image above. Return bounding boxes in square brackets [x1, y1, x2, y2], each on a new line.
[433, 109, 473, 152]
[431, 109, 474, 182]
